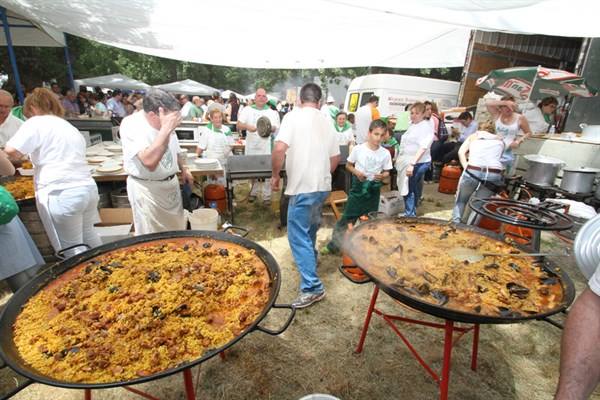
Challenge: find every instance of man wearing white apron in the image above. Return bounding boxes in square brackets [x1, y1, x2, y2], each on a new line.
[120, 89, 193, 235]
[237, 88, 280, 205]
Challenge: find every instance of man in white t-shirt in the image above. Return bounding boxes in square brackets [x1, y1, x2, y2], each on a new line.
[120, 89, 193, 234]
[271, 83, 340, 309]
[555, 222, 600, 400]
[0, 90, 23, 147]
[354, 95, 380, 145]
[237, 87, 281, 204]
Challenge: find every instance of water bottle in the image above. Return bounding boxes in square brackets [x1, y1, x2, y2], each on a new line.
[548, 125, 556, 134]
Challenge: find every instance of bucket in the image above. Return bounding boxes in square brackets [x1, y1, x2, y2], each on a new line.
[203, 184, 227, 214]
[189, 208, 219, 231]
[299, 395, 341, 400]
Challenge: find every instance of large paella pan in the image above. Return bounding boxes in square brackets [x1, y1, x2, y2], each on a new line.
[0, 230, 294, 391]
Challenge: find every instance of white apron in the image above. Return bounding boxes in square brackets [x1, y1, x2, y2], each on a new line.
[126, 175, 186, 235]
[36, 186, 63, 252]
[245, 131, 271, 155]
[395, 155, 411, 196]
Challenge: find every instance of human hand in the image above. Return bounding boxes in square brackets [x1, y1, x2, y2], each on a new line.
[247, 124, 257, 132]
[373, 173, 384, 182]
[406, 165, 414, 177]
[181, 168, 194, 186]
[271, 176, 281, 191]
[159, 108, 182, 134]
[355, 171, 367, 181]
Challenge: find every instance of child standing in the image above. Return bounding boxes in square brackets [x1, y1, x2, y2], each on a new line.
[322, 119, 393, 254]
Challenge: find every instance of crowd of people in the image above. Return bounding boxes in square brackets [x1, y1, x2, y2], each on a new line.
[0, 77, 598, 397]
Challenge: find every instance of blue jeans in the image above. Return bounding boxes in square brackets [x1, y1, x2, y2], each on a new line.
[452, 170, 503, 223]
[403, 162, 430, 217]
[287, 191, 329, 294]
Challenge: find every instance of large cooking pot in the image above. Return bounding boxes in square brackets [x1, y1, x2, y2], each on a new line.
[523, 154, 565, 187]
[0, 230, 295, 393]
[579, 123, 600, 142]
[342, 217, 575, 325]
[560, 167, 600, 194]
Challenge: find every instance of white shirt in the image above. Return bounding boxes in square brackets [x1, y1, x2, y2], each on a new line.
[348, 143, 393, 181]
[0, 114, 23, 147]
[354, 104, 372, 145]
[120, 111, 182, 180]
[238, 105, 280, 155]
[107, 98, 126, 117]
[180, 102, 193, 119]
[276, 107, 339, 196]
[7, 115, 94, 190]
[399, 120, 434, 164]
[467, 132, 505, 170]
[523, 107, 549, 134]
[198, 124, 233, 164]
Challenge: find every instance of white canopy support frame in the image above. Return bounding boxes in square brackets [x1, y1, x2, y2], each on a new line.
[75, 73, 150, 91]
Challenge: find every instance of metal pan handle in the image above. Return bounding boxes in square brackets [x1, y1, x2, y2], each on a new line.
[224, 225, 250, 237]
[254, 303, 296, 336]
[55, 244, 91, 260]
[0, 378, 34, 400]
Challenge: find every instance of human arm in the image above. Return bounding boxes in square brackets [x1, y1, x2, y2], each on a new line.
[177, 151, 194, 186]
[3, 146, 24, 161]
[136, 109, 182, 171]
[236, 109, 256, 132]
[271, 140, 288, 191]
[0, 150, 15, 176]
[555, 288, 600, 400]
[485, 99, 517, 118]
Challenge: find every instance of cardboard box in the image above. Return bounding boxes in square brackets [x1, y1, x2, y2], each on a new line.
[378, 191, 403, 216]
[94, 208, 134, 244]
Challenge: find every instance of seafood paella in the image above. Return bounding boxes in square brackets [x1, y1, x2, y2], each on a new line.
[344, 219, 564, 317]
[13, 238, 271, 383]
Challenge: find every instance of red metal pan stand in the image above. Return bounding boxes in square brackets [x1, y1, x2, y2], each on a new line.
[82, 352, 228, 400]
[356, 285, 480, 400]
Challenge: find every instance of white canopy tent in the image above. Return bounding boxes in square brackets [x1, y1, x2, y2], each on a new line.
[0, 8, 64, 47]
[1, 0, 599, 70]
[75, 73, 150, 91]
[221, 90, 245, 100]
[154, 79, 218, 96]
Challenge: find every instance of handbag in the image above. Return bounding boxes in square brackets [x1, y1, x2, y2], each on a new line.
[437, 115, 449, 142]
[0, 186, 19, 225]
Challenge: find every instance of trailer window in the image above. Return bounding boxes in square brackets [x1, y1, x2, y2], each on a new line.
[360, 92, 375, 107]
[348, 93, 359, 113]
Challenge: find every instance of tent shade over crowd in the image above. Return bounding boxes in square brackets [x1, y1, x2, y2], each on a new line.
[153, 79, 219, 96]
[75, 73, 150, 91]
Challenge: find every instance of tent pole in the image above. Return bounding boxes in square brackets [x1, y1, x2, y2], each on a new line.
[0, 6, 24, 104]
[63, 33, 75, 90]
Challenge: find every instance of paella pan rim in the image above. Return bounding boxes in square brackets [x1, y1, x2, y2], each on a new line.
[0, 230, 283, 389]
[343, 217, 576, 325]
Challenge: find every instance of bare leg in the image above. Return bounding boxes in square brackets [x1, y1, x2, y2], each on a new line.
[555, 288, 600, 399]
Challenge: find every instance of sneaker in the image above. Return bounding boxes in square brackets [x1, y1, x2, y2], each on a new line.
[248, 195, 256, 203]
[292, 291, 326, 309]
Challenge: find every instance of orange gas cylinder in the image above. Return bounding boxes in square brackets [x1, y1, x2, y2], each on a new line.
[438, 162, 462, 194]
[203, 184, 227, 214]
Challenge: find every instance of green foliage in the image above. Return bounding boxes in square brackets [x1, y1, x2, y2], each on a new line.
[0, 35, 460, 95]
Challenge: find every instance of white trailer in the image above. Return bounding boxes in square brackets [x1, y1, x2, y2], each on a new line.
[344, 74, 460, 117]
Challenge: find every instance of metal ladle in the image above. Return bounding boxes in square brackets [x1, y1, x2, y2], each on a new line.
[449, 247, 571, 263]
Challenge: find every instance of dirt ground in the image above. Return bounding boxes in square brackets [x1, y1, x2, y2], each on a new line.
[0, 182, 598, 400]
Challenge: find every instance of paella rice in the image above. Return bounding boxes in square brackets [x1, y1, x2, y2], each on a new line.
[3, 177, 34, 201]
[13, 238, 271, 383]
[344, 220, 564, 317]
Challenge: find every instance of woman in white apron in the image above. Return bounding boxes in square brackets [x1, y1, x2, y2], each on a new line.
[486, 95, 532, 173]
[0, 150, 44, 291]
[5, 88, 101, 258]
[333, 111, 354, 145]
[197, 107, 233, 185]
